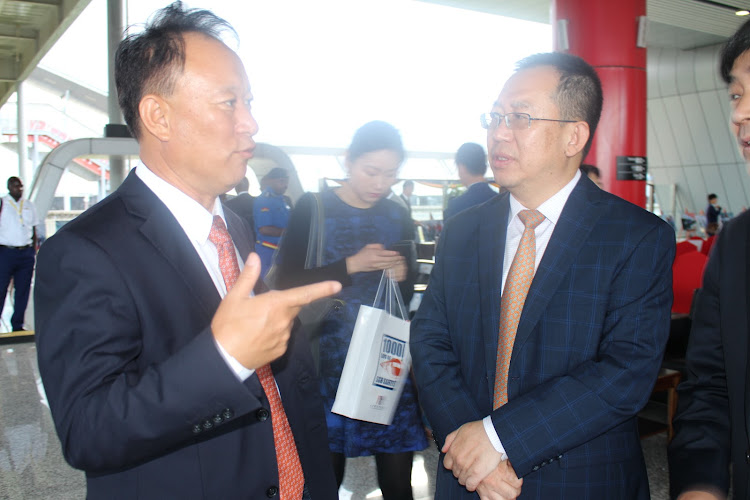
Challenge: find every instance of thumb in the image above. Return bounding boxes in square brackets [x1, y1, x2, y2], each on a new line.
[229, 252, 260, 297]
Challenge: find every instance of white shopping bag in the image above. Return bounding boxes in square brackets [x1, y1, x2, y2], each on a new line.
[331, 270, 411, 425]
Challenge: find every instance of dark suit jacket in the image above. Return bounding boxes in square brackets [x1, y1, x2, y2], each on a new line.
[224, 191, 255, 234]
[412, 175, 675, 499]
[669, 210, 750, 499]
[443, 182, 496, 221]
[34, 170, 337, 499]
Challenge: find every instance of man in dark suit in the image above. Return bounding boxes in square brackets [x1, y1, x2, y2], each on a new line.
[668, 19, 750, 500]
[411, 52, 675, 499]
[34, 3, 340, 499]
[224, 175, 255, 233]
[443, 142, 496, 220]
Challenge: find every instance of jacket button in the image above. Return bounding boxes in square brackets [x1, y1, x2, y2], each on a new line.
[212, 414, 223, 424]
[266, 485, 279, 497]
[532, 465, 540, 471]
[201, 419, 213, 430]
[746, 449, 750, 463]
[256, 408, 270, 421]
[192, 424, 202, 434]
[222, 408, 233, 420]
[333, 303, 341, 311]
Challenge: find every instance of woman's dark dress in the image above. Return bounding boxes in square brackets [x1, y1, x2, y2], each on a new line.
[277, 190, 427, 457]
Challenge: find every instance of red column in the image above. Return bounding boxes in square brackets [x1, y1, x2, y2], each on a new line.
[552, 0, 647, 207]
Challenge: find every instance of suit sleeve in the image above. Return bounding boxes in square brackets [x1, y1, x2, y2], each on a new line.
[34, 231, 261, 473]
[275, 192, 351, 290]
[668, 225, 731, 497]
[410, 225, 485, 445]
[491, 221, 675, 477]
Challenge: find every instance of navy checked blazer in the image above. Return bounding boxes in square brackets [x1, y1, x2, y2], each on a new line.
[411, 174, 675, 499]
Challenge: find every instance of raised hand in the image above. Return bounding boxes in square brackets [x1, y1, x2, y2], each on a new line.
[212, 252, 342, 369]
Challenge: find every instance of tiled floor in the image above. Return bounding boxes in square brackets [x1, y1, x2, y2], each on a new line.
[0, 341, 677, 500]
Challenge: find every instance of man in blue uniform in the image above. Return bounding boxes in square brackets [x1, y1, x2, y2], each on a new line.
[254, 167, 291, 278]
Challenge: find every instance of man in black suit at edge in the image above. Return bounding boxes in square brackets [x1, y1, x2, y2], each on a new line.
[669, 17, 750, 500]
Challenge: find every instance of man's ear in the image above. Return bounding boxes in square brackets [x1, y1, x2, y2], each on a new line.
[138, 94, 170, 142]
[564, 121, 590, 158]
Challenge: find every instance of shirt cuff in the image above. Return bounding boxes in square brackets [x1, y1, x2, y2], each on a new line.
[214, 338, 254, 381]
[483, 415, 508, 461]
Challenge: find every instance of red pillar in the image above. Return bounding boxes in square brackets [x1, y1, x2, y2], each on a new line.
[552, 0, 647, 207]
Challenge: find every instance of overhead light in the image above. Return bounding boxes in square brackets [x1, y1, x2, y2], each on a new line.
[737, 9, 750, 15]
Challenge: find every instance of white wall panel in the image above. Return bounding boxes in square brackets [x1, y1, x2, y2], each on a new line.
[657, 48, 679, 97]
[694, 45, 724, 92]
[647, 112, 664, 167]
[683, 165, 708, 212]
[676, 49, 697, 95]
[649, 99, 681, 167]
[680, 93, 715, 165]
[664, 95, 699, 166]
[647, 48, 664, 98]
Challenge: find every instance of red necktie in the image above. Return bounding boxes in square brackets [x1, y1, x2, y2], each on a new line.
[493, 209, 545, 409]
[209, 215, 305, 500]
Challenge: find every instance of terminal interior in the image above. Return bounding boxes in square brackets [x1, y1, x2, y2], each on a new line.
[0, 0, 746, 498]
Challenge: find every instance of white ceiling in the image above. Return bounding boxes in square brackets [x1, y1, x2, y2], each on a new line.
[418, 0, 746, 49]
[0, 0, 91, 108]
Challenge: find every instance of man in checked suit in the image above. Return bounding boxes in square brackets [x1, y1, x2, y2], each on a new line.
[34, 3, 340, 499]
[411, 52, 675, 499]
[669, 18, 750, 500]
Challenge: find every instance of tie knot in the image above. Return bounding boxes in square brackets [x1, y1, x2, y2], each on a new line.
[518, 209, 544, 229]
[208, 215, 231, 247]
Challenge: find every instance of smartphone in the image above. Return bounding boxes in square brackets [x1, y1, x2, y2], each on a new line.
[389, 240, 413, 259]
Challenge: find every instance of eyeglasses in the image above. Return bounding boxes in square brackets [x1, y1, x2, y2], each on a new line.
[480, 112, 576, 131]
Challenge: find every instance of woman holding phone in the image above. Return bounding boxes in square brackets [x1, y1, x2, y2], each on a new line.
[275, 121, 426, 499]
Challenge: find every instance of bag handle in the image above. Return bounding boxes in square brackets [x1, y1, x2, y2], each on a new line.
[372, 269, 407, 320]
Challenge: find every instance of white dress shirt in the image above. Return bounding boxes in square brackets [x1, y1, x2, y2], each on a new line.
[0, 195, 41, 246]
[482, 169, 581, 459]
[136, 165, 253, 381]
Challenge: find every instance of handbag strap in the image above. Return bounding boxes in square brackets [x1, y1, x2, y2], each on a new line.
[304, 192, 325, 270]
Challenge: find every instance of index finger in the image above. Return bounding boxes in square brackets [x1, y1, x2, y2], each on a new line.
[280, 280, 342, 309]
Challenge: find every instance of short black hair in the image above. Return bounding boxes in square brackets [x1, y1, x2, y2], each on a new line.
[6, 176, 20, 189]
[115, 1, 236, 140]
[515, 52, 603, 159]
[721, 18, 750, 84]
[455, 142, 487, 176]
[347, 121, 405, 163]
[403, 180, 414, 189]
[580, 164, 601, 178]
[708, 193, 718, 201]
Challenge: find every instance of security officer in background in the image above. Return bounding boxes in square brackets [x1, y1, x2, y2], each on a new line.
[0, 176, 43, 331]
[254, 167, 291, 278]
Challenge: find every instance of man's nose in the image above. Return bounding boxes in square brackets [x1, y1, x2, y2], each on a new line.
[236, 102, 259, 136]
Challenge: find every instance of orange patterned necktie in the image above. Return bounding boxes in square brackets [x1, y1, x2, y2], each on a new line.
[493, 209, 545, 410]
[208, 215, 305, 500]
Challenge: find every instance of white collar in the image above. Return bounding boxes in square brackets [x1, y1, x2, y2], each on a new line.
[135, 164, 226, 244]
[508, 169, 581, 225]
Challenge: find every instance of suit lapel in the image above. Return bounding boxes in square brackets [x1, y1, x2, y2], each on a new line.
[512, 176, 602, 355]
[119, 171, 222, 318]
[480, 195, 510, 387]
